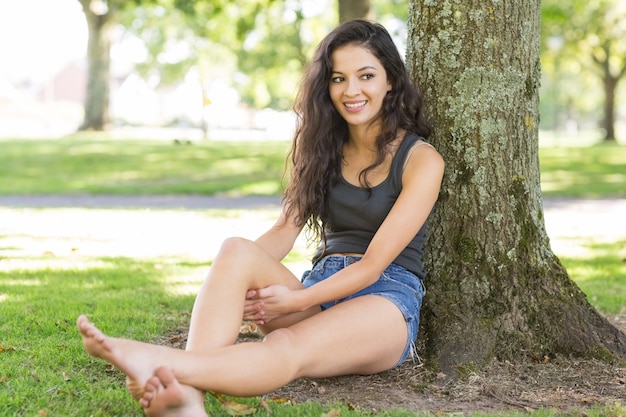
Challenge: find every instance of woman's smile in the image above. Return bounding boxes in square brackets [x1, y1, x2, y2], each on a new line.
[344, 100, 368, 111]
[329, 44, 392, 130]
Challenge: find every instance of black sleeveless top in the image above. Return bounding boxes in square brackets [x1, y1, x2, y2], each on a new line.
[312, 132, 428, 278]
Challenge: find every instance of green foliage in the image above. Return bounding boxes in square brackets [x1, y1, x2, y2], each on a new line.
[234, 2, 334, 109]
[540, 0, 626, 137]
[117, 0, 409, 111]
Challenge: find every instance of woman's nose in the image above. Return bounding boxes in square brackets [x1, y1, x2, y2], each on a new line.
[345, 77, 361, 96]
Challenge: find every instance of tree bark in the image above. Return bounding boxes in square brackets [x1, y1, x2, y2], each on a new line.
[78, 0, 119, 131]
[338, 0, 371, 23]
[406, 0, 626, 376]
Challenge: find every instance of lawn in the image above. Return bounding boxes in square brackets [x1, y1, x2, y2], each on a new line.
[0, 135, 624, 197]
[0, 135, 624, 416]
[539, 143, 626, 198]
[1, 209, 623, 417]
[0, 136, 290, 196]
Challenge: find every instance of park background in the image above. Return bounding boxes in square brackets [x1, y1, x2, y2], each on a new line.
[0, 1, 625, 416]
[1, 0, 625, 143]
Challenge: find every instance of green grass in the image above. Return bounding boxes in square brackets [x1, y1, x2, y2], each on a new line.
[0, 212, 624, 416]
[0, 134, 624, 198]
[0, 136, 290, 196]
[559, 239, 626, 314]
[0, 135, 624, 415]
[539, 142, 626, 198]
[0, 256, 202, 416]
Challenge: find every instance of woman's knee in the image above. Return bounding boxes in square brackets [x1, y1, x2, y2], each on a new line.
[215, 237, 255, 264]
[263, 328, 305, 359]
[263, 328, 302, 373]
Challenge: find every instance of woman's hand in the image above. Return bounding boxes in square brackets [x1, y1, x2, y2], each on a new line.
[243, 290, 266, 323]
[243, 285, 299, 324]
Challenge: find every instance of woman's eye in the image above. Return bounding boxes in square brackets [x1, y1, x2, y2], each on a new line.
[361, 74, 374, 80]
[331, 77, 344, 83]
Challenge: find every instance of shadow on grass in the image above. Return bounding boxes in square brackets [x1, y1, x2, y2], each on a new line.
[560, 239, 626, 315]
[0, 256, 204, 417]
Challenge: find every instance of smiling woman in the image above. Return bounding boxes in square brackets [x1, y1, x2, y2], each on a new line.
[329, 45, 392, 133]
[72, 20, 444, 417]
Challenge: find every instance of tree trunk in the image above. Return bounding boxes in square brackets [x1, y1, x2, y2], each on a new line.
[406, 0, 626, 376]
[338, 0, 371, 23]
[602, 72, 617, 141]
[78, 0, 118, 131]
[594, 45, 622, 142]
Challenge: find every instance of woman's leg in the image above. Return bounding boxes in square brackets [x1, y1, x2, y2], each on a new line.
[145, 236, 320, 413]
[78, 293, 409, 398]
[79, 236, 319, 415]
[185, 237, 320, 352]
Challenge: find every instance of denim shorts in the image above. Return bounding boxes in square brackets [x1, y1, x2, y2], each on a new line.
[301, 255, 425, 368]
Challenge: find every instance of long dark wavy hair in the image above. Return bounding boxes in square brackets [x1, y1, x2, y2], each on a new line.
[283, 19, 431, 244]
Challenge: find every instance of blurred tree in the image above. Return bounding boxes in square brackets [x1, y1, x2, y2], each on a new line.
[407, 0, 626, 375]
[122, 0, 336, 112]
[77, 0, 241, 131]
[339, 0, 370, 22]
[233, 1, 334, 109]
[78, 0, 411, 130]
[78, 0, 125, 130]
[542, 0, 626, 141]
[119, 1, 242, 135]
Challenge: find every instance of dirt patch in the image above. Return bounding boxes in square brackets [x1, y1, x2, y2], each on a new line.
[160, 316, 625, 415]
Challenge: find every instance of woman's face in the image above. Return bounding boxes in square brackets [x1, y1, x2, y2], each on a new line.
[329, 44, 392, 131]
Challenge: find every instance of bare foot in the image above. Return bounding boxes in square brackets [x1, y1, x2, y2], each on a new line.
[141, 367, 208, 417]
[77, 315, 163, 399]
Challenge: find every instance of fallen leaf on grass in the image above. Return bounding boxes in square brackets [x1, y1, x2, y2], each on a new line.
[580, 396, 599, 404]
[321, 409, 341, 417]
[0, 376, 9, 382]
[38, 410, 47, 416]
[530, 353, 551, 364]
[55, 320, 71, 332]
[266, 396, 296, 405]
[0, 344, 17, 352]
[62, 372, 71, 381]
[214, 393, 257, 416]
[258, 399, 271, 413]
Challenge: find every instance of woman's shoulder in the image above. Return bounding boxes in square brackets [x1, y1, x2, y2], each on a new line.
[401, 134, 444, 174]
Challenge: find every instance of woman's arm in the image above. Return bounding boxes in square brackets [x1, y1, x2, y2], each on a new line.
[295, 143, 444, 310]
[254, 205, 304, 261]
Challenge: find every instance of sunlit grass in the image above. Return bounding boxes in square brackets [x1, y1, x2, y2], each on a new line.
[0, 256, 201, 416]
[0, 136, 289, 196]
[0, 212, 623, 416]
[1, 134, 624, 198]
[559, 239, 626, 314]
[0, 251, 622, 416]
[539, 142, 626, 198]
[1, 133, 625, 416]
